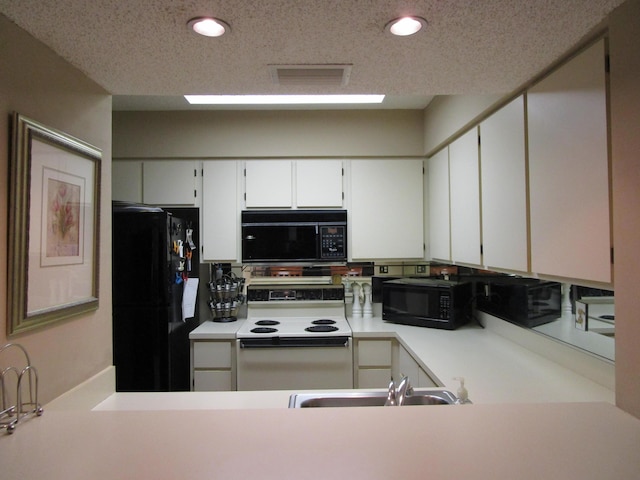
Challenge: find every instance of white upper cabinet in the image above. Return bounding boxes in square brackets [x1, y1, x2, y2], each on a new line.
[480, 96, 528, 272]
[449, 128, 482, 266]
[350, 159, 424, 259]
[142, 160, 198, 206]
[296, 159, 343, 207]
[112, 160, 197, 206]
[427, 148, 450, 262]
[244, 159, 343, 208]
[244, 160, 292, 208]
[528, 39, 611, 283]
[201, 160, 239, 261]
[112, 160, 143, 203]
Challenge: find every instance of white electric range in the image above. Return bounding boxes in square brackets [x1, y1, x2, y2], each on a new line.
[236, 283, 353, 391]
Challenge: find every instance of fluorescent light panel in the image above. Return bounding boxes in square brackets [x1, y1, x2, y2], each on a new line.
[184, 94, 385, 105]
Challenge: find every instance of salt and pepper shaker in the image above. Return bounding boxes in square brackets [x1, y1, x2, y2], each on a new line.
[362, 283, 373, 318]
[352, 282, 362, 317]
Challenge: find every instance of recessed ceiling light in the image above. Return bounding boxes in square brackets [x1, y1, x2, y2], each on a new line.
[187, 17, 230, 37]
[385, 16, 427, 36]
[184, 95, 385, 105]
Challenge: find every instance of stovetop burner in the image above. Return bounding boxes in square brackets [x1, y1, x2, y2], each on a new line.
[255, 320, 280, 326]
[250, 327, 278, 334]
[312, 319, 337, 325]
[305, 325, 339, 333]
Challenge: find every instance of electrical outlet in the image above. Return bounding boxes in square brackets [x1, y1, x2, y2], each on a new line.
[379, 265, 389, 274]
[416, 265, 426, 274]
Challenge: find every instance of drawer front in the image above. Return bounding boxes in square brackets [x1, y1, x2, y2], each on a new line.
[357, 340, 393, 367]
[193, 341, 232, 368]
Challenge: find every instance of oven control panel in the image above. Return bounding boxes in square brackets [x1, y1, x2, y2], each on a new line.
[247, 284, 344, 302]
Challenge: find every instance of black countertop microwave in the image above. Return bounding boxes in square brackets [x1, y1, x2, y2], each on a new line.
[382, 278, 472, 330]
[241, 210, 347, 263]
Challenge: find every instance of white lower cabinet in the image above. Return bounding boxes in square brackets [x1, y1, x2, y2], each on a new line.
[354, 338, 393, 388]
[191, 340, 236, 391]
[397, 345, 437, 388]
[354, 338, 438, 389]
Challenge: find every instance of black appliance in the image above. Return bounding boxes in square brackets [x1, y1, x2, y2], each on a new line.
[112, 201, 199, 392]
[475, 278, 562, 328]
[241, 210, 347, 263]
[382, 278, 472, 330]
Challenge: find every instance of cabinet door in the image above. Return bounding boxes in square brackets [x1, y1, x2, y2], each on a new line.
[201, 161, 239, 261]
[245, 160, 292, 207]
[296, 160, 343, 207]
[417, 368, 437, 388]
[428, 148, 450, 262]
[142, 160, 198, 206]
[193, 371, 233, 392]
[112, 160, 143, 203]
[350, 159, 424, 259]
[528, 39, 611, 283]
[480, 96, 528, 272]
[397, 345, 420, 381]
[449, 128, 482, 265]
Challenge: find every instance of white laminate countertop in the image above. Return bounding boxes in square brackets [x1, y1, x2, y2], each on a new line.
[5, 402, 640, 480]
[187, 312, 614, 406]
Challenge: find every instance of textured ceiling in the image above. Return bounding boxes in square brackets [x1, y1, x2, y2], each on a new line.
[0, 0, 626, 110]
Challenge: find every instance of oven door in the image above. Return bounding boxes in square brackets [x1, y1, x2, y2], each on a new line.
[236, 337, 353, 391]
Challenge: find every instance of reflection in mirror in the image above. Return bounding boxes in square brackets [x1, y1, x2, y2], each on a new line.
[533, 284, 614, 361]
[430, 265, 615, 362]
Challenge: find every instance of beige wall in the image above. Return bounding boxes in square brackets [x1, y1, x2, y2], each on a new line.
[113, 109, 425, 159]
[422, 0, 640, 419]
[423, 94, 503, 156]
[0, 15, 113, 404]
[610, 0, 640, 419]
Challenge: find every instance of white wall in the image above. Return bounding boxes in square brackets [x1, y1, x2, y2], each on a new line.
[609, 0, 640, 419]
[113, 110, 425, 159]
[0, 14, 113, 404]
[423, 94, 503, 155]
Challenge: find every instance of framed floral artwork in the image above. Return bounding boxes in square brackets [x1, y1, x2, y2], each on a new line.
[7, 113, 101, 335]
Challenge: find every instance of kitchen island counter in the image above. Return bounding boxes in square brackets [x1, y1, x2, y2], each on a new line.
[4, 401, 639, 479]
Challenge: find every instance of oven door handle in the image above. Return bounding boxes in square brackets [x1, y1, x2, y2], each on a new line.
[239, 336, 351, 349]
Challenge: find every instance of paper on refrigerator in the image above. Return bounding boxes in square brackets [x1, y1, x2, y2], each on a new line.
[182, 277, 199, 321]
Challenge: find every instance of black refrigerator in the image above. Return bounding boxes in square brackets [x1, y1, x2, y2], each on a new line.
[112, 201, 200, 391]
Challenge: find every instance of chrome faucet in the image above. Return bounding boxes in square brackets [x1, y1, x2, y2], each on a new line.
[384, 376, 414, 406]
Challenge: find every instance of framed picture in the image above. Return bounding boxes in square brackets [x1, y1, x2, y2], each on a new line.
[7, 113, 101, 335]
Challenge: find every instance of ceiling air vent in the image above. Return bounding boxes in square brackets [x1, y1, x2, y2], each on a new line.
[269, 64, 352, 87]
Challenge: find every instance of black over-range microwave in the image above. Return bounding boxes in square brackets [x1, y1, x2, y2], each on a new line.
[382, 278, 472, 330]
[241, 210, 347, 263]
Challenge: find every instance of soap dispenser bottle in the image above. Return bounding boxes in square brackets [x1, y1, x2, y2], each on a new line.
[453, 377, 470, 404]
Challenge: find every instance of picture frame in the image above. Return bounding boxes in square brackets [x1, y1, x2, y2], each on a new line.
[7, 113, 101, 335]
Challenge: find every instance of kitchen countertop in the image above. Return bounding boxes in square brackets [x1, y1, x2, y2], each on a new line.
[188, 310, 614, 405]
[5, 402, 640, 479]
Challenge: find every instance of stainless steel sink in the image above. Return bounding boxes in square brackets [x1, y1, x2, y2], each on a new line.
[288, 389, 459, 408]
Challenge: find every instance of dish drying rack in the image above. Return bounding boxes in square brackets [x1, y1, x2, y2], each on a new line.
[1, 343, 43, 434]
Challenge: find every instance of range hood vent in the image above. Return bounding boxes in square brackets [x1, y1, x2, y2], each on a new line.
[269, 64, 352, 87]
